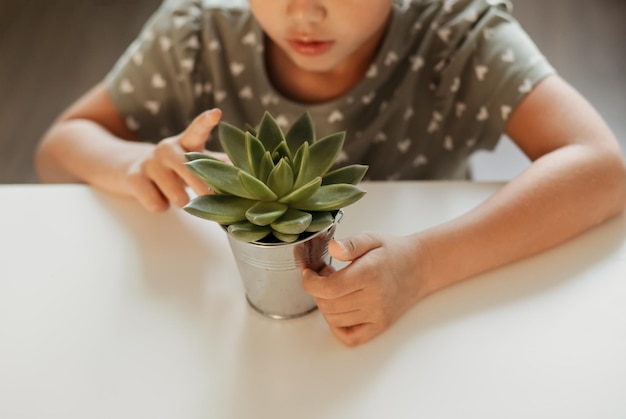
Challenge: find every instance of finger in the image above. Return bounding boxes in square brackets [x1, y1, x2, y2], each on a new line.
[320, 308, 365, 328]
[314, 290, 366, 315]
[314, 264, 335, 276]
[179, 108, 222, 152]
[178, 150, 230, 196]
[129, 174, 170, 212]
[329, 232, 384, 262]
[173, 162, 212, 197]
[154, 138, 211, 198]
[302, 268, 363, 300]
[184, 171, 212, 197]
[206, 151, 231, 164]
[330, 323, 384, 347]
[146, 164, 189, 208]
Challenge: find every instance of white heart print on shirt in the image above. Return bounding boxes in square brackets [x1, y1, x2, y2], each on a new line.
[125, 116, 140, 131]
[385, 51, 399, 66]
[398, 139, 411, 154]
[239, 86, 253, 100]
[476, 107, 489, 121]
[475, 65, 488, 81]
[450, 77, 461, 93]
[413, 154, 428, 168]
[230, 62, 245, 77]
[120, 79, 134, 94]
[410, 55, 424, 72]
[215, 90, 227, 103]
[242, 31, 257, 46]
[373, 132, 387, 143]
[159, 36, 172, 51]
[144, 101, 160, 115]
[132, 51, 144, 66]
[151, 73, 166, 89]
[209, 40, 221, 51]
[275, 115, 289, 128]
[336, 151, 349, 165]
[328, 110, 344, 124]
[456, 102, 467, 118]
[501, 105, 512, 120]
[366, 64, 378, 78]
[437, 28, 452, 43]
[501, 48, 515, 63]
[362, 92, 376, 105]
[519, 79, 533, 93]
[181, 58, 194, 72]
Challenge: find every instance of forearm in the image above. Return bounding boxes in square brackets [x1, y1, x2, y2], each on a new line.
[35, 119, 153, 196]
[414, 144, 626, 299]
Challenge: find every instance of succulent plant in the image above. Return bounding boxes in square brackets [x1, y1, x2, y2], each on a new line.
[183, 111, 368, 243]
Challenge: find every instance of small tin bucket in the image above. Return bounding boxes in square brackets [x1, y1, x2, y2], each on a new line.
[226, 211, 342, 319]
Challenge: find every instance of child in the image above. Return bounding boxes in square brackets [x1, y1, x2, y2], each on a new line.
[35, 0, 626, 346]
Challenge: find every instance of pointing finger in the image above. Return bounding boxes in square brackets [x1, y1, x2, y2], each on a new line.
[179, 108, 222, 152]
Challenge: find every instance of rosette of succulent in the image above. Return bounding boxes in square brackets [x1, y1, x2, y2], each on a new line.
[183, 111, 368, 243]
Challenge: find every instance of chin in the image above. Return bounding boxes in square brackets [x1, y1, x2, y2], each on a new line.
[290, 56, 343, 74]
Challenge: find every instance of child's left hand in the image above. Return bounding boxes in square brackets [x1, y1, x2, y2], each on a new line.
[302, 232, 425, 346]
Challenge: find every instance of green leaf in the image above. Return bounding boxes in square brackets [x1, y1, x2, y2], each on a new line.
[292, 141, 309, 180]
[305, 211, 334, 232]
[245, 132, 267, 178]
[186, 159, 254, 199]
[245, 201, 288, 226]
[291, 184, 366, 212]
[266, 158, 294, 198]
[238, 171, 278, 201]
[272, 141, 292, 162]
[257, 111, 285, 153]
[228, 222, 271, 242]
[278, 176, 321, 204]
[270, 208, 313, 235]
[271, 231, 300, 243]
[218, 121, 250, 172]
[285, 112, 315, 155]
[244, 123, 257, 137]
[257, 151, 275, 183]
[294, 132, 345, 188]
[184, 153, 226, 192]
[322, 164, 368, 185]
[185, 152, 220, 162]
[184, 195, 255, 224]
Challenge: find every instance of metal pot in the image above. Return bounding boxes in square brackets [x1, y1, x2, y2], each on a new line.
[226, 211, 342, 319]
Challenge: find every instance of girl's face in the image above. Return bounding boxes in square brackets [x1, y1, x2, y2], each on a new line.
[249, 0, 394, 74]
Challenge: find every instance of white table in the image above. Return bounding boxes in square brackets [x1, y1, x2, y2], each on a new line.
[1, 182, 625, 419]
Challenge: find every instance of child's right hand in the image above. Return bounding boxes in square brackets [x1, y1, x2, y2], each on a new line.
[125, 109, 225, 212]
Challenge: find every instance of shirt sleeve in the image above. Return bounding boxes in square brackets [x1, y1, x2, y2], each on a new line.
[104, 0, 205, 142]
[430, 0, 556, 152]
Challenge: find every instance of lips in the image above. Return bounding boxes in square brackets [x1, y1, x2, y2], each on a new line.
[287, 38, 334, 56]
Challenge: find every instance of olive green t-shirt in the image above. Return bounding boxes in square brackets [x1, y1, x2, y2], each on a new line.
[105, 0, 555, 180]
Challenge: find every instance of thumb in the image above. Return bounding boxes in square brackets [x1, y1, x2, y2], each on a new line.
[328, 233, 383, 262]
[179, 108, 222, 152]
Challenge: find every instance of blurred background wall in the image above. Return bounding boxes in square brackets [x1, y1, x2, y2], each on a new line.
[1, 0, 624, 183]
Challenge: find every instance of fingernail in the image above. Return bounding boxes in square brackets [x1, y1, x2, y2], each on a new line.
[207, 108, 222, 118]
[334, 239, 347, 253]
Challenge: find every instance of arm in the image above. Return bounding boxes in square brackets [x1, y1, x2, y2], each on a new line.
[35, 82, 222, 211]
[417, 75, 626, 296]
[303, 75, 626, 346]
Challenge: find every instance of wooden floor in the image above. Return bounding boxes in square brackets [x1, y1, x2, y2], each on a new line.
[1, 0, 625, 183]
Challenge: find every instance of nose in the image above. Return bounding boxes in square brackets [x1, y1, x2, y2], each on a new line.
[287, 0, 326, 25]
